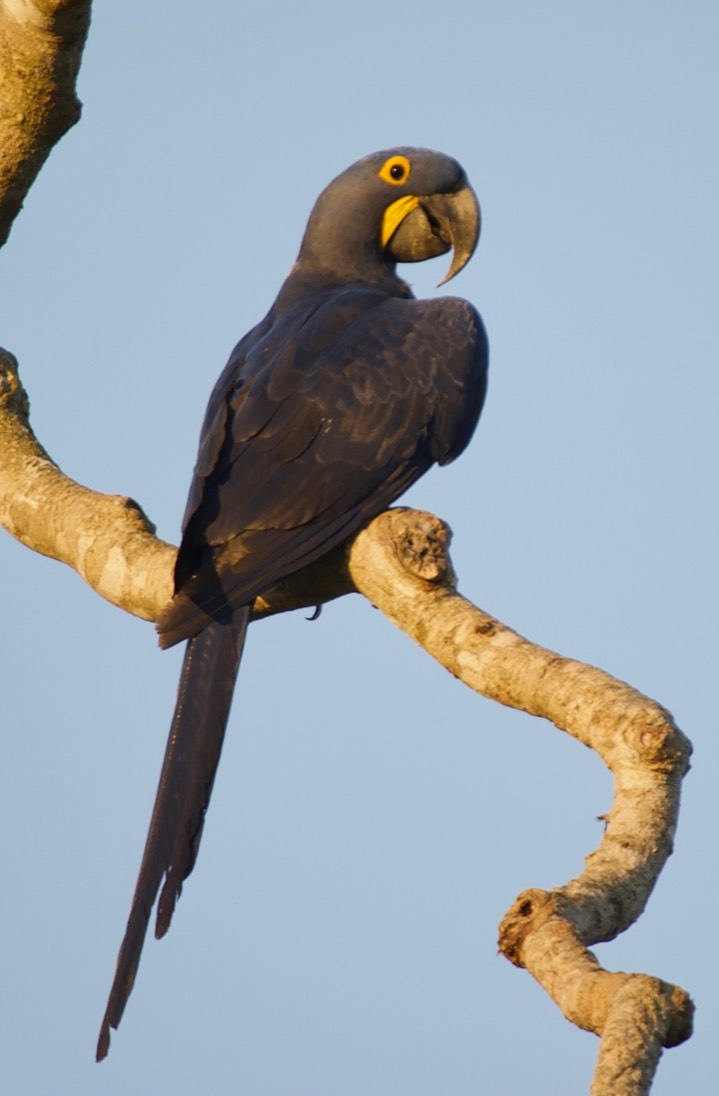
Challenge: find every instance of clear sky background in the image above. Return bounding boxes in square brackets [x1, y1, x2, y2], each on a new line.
[1, 3, 716, 1093]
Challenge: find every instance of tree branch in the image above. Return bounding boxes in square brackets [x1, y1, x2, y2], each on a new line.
[0, 347, 176, 619]
[347, 508, 694, 1095]
[0, 0, 92, 245]
[0, 346, 694, 1093]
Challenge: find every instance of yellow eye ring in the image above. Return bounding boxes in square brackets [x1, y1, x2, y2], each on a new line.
[378, 155, 411, 186]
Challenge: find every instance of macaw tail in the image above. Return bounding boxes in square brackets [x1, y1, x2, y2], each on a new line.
[96, 609, 249, 1061]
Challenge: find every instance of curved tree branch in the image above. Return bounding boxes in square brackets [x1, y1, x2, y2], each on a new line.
[0, 346, 694, 1093]
[347, 508, 694, 1095]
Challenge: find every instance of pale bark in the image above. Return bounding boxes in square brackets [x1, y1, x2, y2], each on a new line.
[346, 509, 694, 1094]
[0, 5, 694, 1090]
[0, 0, 92, 244]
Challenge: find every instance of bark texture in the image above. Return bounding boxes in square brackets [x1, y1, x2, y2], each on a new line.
[0, 348, 176, 618]
[346, 510, 694, 1095]
[0, 0, 91, 244]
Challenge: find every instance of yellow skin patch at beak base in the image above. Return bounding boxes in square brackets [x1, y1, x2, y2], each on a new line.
[381, 194, 420, 248]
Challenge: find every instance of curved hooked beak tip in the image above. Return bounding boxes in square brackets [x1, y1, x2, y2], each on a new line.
[384, 181, 481, 286]
[433, 183, 481, 285]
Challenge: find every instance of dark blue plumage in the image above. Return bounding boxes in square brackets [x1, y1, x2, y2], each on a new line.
[97, 147, 488, 1060]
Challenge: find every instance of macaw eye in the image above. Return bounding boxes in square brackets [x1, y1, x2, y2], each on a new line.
[378, 155, 411, 186]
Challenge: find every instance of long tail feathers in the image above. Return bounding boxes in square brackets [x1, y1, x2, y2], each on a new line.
[96, 609, 249, 1062]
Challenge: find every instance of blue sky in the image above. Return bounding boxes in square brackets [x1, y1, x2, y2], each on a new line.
[1, 3, 717, 1093]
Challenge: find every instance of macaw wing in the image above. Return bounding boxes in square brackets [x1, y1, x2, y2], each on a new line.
[159, 290, 487, 646]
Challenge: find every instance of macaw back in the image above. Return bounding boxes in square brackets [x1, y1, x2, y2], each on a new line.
[161, 274, 487, 647]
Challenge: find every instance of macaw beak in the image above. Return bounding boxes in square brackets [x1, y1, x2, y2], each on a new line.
[384, 181, 481, 285]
